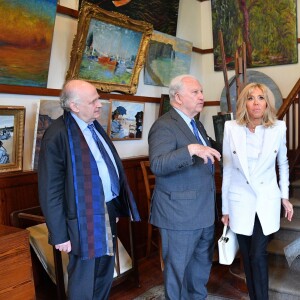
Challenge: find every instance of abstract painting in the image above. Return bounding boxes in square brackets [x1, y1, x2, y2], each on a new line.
[144, 31, 193, 87]
[79, 0, 179, 36]
[0, 0, 57, 87]
[211, 0, 298, 71]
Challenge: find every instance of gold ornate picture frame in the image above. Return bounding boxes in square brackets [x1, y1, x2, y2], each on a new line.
[66, 1, 153, 94]
[0, 106, 25, 173]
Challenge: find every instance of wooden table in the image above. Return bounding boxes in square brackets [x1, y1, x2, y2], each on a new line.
[0, 225, 35, 299]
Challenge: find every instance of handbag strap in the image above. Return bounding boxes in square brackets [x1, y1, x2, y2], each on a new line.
[222, 225, 228, 237]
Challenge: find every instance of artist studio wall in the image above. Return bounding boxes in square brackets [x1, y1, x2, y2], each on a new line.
[0, 0, 299, 171]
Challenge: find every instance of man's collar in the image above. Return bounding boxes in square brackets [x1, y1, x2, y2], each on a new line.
[70, 112, 89, 131]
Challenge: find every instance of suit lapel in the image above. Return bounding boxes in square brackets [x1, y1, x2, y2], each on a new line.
[231, 125, 251, 181]
[170, 108, 196, 143]
[170, 109, 213, 172]
[195, 119, 212, 147]
[169, 109, 212, 146]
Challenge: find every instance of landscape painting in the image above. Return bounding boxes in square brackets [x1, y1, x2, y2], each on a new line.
[211, 0, 298, 71]
[79, 18, 143, 86]
[144, 31, 193, 87]
[0, 106, 25, 173]
[66, 3, 153, 94]
[0, 115, 14, 165]
[0, 0, 57, 87]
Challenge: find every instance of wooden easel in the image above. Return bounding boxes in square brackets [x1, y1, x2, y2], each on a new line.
[218, 30, 232, 113]
[218, 30, 247, 110]
[235, 42, 247, 97]
[217, 31, 248, 293]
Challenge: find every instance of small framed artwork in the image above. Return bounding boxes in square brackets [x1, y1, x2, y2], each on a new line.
[66, 1, 153, 94]
[109, 100, 144, 140]
[0, 106, 25, 173]
[159, 94, 171, 117]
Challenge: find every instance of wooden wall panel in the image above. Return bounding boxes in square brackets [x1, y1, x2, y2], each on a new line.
[0, 156, 221, 260]
[0, 171, 39, 226]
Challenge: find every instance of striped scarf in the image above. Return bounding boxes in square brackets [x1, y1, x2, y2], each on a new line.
[65, 112, 110, 260]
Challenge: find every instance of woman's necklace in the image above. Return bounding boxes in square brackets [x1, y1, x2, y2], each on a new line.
[248, 125, 256, 133]
[247, 121, 261, 133]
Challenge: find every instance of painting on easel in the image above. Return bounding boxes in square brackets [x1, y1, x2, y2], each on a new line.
[211, 0, 298, 71]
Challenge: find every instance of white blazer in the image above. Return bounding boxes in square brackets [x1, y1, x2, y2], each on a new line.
[222, 120, 289, 236]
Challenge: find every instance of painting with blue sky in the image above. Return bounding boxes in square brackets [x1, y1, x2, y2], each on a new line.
[79, 18, 143, 85]
[110, 100, 144, 140]
[144, 31, 193, 87]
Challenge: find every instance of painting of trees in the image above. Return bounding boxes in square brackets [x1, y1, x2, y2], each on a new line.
[212, 0, 297, 71]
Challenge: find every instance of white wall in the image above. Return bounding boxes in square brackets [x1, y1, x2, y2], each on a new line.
[0, 0, 299, 170]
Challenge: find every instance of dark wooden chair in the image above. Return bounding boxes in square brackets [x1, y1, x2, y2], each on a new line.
[10, 206, 140, 299]
[10, 206, 66, 300]
[140, 160, 164, 271]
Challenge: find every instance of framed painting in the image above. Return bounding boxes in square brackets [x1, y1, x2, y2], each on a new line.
[0, 1, 57, 87]
[144, 31, 193, 87]
[159, 94, 171, 117]
[0, 106, 25, 173]
[211, 0, 298, 71]
[66, 1, 153, 94]
[78, 0, 179, 36]
[32, 99, 111, 170]
[109, 100, 144, 140]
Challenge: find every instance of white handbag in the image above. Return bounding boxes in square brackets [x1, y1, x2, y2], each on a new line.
[218, 225, 239, 265]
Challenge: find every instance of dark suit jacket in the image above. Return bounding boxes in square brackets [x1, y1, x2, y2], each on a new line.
[148, 108, 220, 230]
[38, 115, 139, 256]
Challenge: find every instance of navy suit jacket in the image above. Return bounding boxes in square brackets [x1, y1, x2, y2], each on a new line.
[38, 115, 140, 255]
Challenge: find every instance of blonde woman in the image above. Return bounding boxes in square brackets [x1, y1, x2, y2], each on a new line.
[221, 82, 293, 300]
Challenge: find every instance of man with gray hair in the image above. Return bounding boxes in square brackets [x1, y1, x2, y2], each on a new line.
[38, 79, 140, 299]
[149, 74, 221, 299]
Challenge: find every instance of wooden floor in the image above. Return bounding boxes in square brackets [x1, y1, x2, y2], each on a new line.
[36, 252, 250, 299]
[110, 253, 250, 299]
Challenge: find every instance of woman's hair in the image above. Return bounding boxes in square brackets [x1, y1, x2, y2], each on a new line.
[236, 82, 277, 127]
[112, 110, 120, 119]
